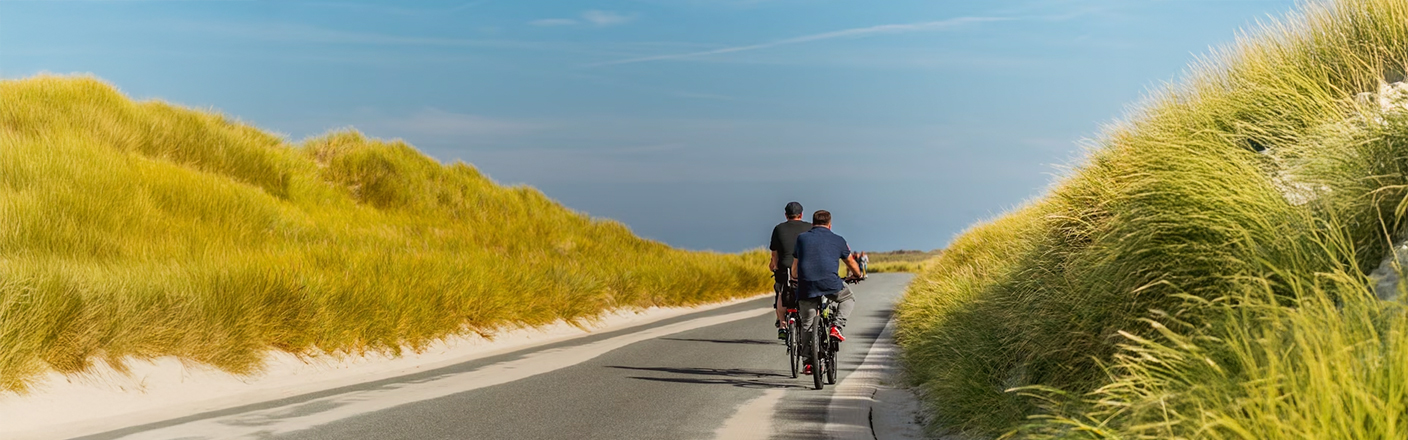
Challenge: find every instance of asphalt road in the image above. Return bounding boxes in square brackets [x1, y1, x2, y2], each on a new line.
[82, 273, 913, 440]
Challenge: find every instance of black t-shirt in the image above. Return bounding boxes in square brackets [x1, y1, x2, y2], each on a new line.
[769, 219, 812, 269]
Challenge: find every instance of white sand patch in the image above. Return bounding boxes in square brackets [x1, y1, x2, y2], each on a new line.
[0, 294, 768, 440]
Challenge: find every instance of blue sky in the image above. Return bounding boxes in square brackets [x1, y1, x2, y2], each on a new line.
[0, 0, 1299, 252]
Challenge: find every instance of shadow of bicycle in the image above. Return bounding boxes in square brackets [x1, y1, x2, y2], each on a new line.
[606, 366, 808, 390]
[659, 337, 780, 346]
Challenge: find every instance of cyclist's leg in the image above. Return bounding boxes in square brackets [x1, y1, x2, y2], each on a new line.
[775, 294, 786, 327]
[797, 296, 822, 362]
[831, 286, 856, 329]
[772, 272, 787, 327]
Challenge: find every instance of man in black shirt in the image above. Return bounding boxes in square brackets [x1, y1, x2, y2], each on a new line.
[769, 201, 812, 339]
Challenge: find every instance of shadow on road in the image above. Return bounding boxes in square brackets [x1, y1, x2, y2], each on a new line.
[624, 376, 808, 389]
[606, 366, 807, 389]
[659, 337, 779, 345]
[607, 366, 788, 378]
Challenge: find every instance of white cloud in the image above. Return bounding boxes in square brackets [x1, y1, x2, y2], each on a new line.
[531, 10, 638, 28]
[586, 15, 1010, 66]
[581, 10, 637, 26]
[530, 18, 578, 27]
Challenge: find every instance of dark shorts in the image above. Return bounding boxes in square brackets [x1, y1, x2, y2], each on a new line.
[773, 270, 798, 309]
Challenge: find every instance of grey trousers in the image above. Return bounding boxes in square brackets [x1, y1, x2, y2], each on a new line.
[798, 285, 855, 362]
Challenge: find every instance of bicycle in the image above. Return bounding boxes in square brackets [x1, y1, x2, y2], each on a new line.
[785, 304, 801, 379]
[804, 274, 863, 390]
[780, 270, 802, 379]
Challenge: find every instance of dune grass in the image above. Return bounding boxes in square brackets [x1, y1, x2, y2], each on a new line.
[863, 261, 927, 273]
[895, 0, 1408, 438]
[866, 250, 943, 273]
[0, 76, 769, 394]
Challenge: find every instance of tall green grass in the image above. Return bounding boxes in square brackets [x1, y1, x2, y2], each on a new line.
[896, 0, 1408, 438]
[0, 76, 769, 393]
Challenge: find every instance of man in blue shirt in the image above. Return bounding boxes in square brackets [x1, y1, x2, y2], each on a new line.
[790, 210, 861, 374]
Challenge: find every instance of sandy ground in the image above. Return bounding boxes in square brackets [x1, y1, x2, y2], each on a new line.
[0, 294, 768, 440]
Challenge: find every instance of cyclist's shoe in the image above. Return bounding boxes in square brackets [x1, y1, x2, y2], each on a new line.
[829, 326, 846, 342]
[803, 364, 813, 375]
[777, 328, 788, 340]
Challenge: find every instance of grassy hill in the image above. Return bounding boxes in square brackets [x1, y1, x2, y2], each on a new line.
[896, 0, 1408, 438]
[0, 76, 768, 393]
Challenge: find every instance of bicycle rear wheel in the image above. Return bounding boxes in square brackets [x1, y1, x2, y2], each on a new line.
[812, 320, 824, 390]
[787, 319, 799, 378]
[825, 338, 838, 385]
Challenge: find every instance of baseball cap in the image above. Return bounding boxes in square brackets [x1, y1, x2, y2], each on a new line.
[785, 201, 803, 217]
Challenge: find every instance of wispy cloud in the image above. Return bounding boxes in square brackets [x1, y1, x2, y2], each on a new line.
[585, 15, 1010, 67]
[581, 10, 637, 26]
[529, 10, 638, 28]
[530, 18, 579, 27]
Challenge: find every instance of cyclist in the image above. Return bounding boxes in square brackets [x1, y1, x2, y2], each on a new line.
[769, 201, 811, 340]
[790, 209, 861, 375]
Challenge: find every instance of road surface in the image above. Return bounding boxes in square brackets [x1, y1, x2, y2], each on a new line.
[78, 273, 915, 440]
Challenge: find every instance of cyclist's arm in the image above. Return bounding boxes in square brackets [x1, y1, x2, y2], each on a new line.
[791, 258, 799, 281]
[769, 226, 782, 272]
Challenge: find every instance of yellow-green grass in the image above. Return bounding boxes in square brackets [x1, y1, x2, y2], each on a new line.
[866, 250, 943, 273]
[896, 0, 1408, 438]
[863, 260, 927, 273]
[870, 249, 943, 263]
[0, 75, 770, 394]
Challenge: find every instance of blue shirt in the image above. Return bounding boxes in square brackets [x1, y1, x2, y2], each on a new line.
[792, 226, 850, 299]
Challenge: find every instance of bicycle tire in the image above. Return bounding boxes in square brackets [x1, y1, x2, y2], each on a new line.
[812, 318, 824, 390]
[825, 339, 838, 385]
[825, 309, 839, 385]
[788, 319, 799, 378]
